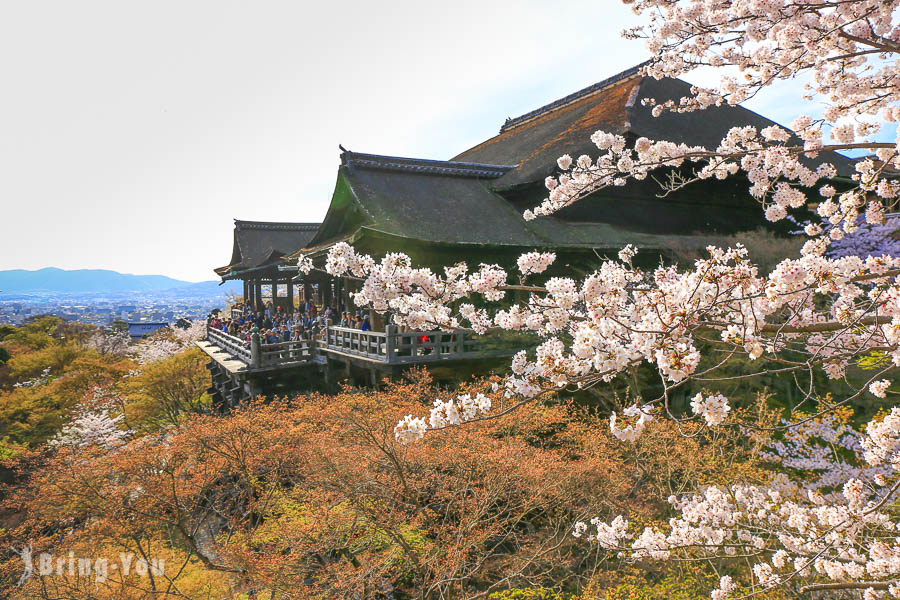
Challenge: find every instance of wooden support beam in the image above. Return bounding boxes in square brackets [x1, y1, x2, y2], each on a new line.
[287, 280, 294, 312]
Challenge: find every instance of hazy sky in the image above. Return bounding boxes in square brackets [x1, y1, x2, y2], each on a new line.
[0, 1, 852, 281]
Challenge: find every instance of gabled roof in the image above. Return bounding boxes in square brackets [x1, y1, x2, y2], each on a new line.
[301, 151, 535, 249]
[215, 220, 320, 277]
[292, 150, 672, 256]
[257, 65, 858, 268]
[453, 64, 855, 187]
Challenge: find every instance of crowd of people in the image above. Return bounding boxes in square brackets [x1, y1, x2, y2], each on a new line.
[207, 301, 371, 348]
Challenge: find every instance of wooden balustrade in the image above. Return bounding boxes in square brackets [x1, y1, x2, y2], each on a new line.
[205, 323, 484, 369]
[323, 325, 480, 364]
[324, 327, 388, 360]
[206, 325, 252, 363]
[258, 338, 313, 367]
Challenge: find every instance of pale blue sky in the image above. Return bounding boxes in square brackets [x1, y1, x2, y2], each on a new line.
[0, 1, 871, 281]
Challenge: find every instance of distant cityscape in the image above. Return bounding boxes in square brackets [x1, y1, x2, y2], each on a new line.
[0, 289, 233, 327]
[0, 267, 243, 327]
[0, 290, 231, 328]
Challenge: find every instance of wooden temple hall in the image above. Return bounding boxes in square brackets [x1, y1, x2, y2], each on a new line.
[212, 220, 344, 314]
[198, 63, 854, 406]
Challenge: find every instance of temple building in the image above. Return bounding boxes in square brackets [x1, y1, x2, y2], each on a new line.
[214, 220, 319, 312]
[201, 63, 856, 405]
[288, 63, 853, 279]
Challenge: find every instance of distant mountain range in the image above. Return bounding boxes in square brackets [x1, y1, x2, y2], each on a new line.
[0, 268, 241, 294]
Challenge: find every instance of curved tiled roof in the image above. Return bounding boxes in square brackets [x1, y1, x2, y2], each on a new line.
[236, 64, 856, 271]
[297, 152, 673, 253]
[454, 66, 855, 187]
[215, 220, 320, 277]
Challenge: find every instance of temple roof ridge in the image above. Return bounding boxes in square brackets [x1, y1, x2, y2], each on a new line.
[499, 61, 649, 134]
[234, 220, 320, 232]
[340, 149, 516, 179]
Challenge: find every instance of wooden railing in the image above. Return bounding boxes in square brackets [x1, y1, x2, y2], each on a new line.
[322, 326, 480, 364]
[258, 338, 313, 367]
[323, 327, 388, 360]
[206, 323, 483, 369]
[206, 325, 252, 363]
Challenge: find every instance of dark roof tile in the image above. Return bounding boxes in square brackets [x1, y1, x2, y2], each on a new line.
[215, 220, 320, 277]
[454, 65, 855, 187]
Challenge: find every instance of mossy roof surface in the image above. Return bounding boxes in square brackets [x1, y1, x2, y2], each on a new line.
[300, 158, 672, 252]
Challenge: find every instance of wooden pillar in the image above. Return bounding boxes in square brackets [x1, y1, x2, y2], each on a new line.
[386, 324, 397, 363]
[254, 280, 262, 312]
[287, 280, 294, 313]
[242, 280, 248, 304]
[250, 327, 261, 368]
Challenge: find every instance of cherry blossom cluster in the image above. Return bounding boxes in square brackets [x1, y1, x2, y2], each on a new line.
[516, 251, 556, 276]
[84, 330, 132, 358]
[318, 238, 900, 448]
[871, 379, 894, 399]
[690, 392, 731, 427]
[12, 366, 53, 389]
[531, 0, 900, 258]
[626, 0, 900, 131]
[130, 320, 205, 365]
[535, 123, 888, 250]
[321, 241, 506, 333]
[394, 392, 492, 444]
[132, 338, 183, 365]
[51, 398, 132, 451]
[173, 320, 207, 345]
[580, 408, 900, 598]
[609, 404, 656, 442]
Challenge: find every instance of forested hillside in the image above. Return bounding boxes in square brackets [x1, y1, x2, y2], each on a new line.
[0, 316, 880, 599]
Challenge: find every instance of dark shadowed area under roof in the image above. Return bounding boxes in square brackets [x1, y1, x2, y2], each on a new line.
[453, 65, 856, 188]
[215, 220, 320, 277]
